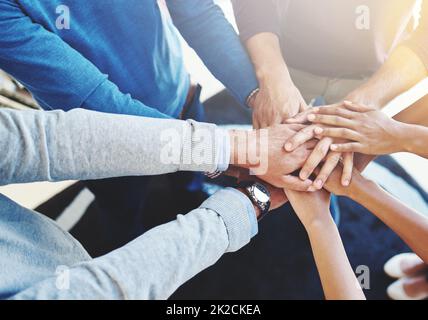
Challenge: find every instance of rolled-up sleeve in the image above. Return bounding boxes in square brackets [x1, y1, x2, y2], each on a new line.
[232, 0, 281, 42]
[402, 0, 428, 71]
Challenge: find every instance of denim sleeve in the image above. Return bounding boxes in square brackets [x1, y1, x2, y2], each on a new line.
[0, 108, 229, 186]
[402, 0, 428, 71]
[11, 188, 257, 300]
[167, 0, 259, 106]
[232, 0, 282, 43]
[0, 0, 168, 119]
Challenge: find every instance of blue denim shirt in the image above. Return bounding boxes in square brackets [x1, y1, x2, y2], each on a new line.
[0, 0, 258, 118]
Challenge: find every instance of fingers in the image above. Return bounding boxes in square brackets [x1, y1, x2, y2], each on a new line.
[304, 139, 319, 150]
[281, 175, 313, 191]
[285, 108, 313, 124]
[307, 113, 356, 128]
[311, 151, 342, 190]
[252, 112, 261, 130]
[341, 152, 354, 186]
[299, 138, 332, 181]
[284, 125, 319, 151]
[330, 142, 364, 153]
[299, 99, 310, 113]
[316, 127, 361, 142]
[286, 124, 307, 132]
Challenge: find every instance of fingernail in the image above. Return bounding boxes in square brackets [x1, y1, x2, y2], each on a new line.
[307, 114, 316, 121]
[314, 127, 323, 135]
[307, 186, 317, 192]
[312, 107, 320, 113]
[300, 171, 309, 180]
[343, 179, 350, 186]
[286, 118, 296, 123]
[284, 143, 293, 151]
[315, 179, 324, 189]
[331, 145, 338, 151]
[343, 100, 353, 105]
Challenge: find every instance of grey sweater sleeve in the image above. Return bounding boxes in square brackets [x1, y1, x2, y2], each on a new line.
[403, 0, 428, 71]
[11, 188, 256, 300]
[0, 108, 229, 186]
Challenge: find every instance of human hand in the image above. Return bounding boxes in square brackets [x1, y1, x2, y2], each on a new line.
[229, 167, 289, 217]
[248, 75, 308, 129]
[307, 101, 405, 155]
[229, 124, 317, 190]
[284, 188, 332, 229]
[245, 33, 308, 129]
[285, 106, 355, 188]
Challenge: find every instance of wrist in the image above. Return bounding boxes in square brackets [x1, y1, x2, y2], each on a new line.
[304, 213, 336, 234]
[256, 63, 294, 91]
[237, 188, 262, 219]
[347, 176, 376, 203]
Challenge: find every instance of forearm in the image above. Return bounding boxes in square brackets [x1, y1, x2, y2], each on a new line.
[0, 3, 166, 117]
[346, 46, 428, 109]
[306, 218, 365, 300]
[246, 33, 291, 85]
[0, 108, 229, 185]
[349, 178, 428, 263]
[12, 188, 257, 300]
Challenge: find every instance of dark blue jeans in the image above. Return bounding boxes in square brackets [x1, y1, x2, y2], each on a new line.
[83, 86, 206, 256]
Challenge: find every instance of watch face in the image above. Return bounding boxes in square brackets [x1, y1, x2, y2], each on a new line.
[254, 185, 270, 203]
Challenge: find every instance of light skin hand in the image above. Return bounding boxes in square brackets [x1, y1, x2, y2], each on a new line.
[285, 188, 366, 300]
[229, 125, 316, 190]
[284, 122, 353, 189]
[284, 105, 356, 188]
[246, 33, 308, 128]
[248, 81, 308, 129]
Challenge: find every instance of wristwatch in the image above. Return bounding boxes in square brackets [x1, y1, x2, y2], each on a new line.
[244, 182, 271, 221]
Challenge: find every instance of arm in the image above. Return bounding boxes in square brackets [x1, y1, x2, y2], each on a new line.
[0, 108, 228, 186]
[166, 0, 258, 107]
[0, 0, 168, 118]
[11, 188, 258, 299]
[285, 190, 365, 300]
[232, 0, 307, 128]
[286, 2, 428, 185]
[323, 168, 428, 264]
[0, 107, 314, 190]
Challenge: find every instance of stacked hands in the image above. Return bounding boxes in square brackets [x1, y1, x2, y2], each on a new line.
[226, 100, 403, 223]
